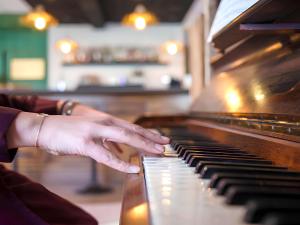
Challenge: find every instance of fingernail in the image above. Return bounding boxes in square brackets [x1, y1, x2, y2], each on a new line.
[129, 165, 140, 173]
[155, 144, 164, 153]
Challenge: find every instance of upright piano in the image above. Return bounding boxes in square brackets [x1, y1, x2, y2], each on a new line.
[120, 1, 300, 224]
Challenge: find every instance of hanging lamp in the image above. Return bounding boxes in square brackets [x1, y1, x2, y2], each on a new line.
[162, 40, 183, 56]
[122, 4, 158, 30]
[56, 38, 78, 54]
[20, 5, 58, 31]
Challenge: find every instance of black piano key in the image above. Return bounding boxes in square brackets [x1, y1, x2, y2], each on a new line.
[186, 153, 261, 164]
[245, 198, 300, 223]
[182, 151, 252, 163]
[226, 186, 300, 205]
[175, 143, 221, 152]
[184, 151, 253, 162]
[183, 150, 253, 160]
[177, 145, 239, 155]
[195, 162, 283, 174]
[262, 212, 300, 225]
[174, 142, 236, 149]
[179, 147, 245, 158]
[200, 165, 299, 179]
[178, 145, 241, 151]
[217, 178, 300, 195]
[210, 173, 300, 189]
[190, 156, 271, 167]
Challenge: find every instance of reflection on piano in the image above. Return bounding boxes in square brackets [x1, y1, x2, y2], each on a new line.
[120, 0, 300, 224]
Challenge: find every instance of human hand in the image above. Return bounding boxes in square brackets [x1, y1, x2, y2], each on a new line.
[71, 104, 160, 154]
[7, 112, 170, 173]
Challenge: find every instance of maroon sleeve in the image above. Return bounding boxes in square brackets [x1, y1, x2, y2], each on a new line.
[0, 107, 20, 162]
[0, 94, 59, 115]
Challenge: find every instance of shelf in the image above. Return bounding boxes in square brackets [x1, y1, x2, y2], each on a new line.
[62, 62, 167, 67]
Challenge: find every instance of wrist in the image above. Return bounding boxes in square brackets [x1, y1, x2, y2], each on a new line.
[71, 104, 91, 116]
[6, 112, 45, 149]
[72, 104, 109, 117]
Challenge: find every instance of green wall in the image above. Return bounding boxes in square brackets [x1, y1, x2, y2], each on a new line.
[0, 14, 47, 90]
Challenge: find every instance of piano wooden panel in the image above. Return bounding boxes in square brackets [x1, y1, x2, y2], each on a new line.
[121, 0, 300, 224]
[120, 155, 150, 225]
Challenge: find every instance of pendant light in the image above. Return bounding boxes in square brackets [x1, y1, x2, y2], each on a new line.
[122, 4, 158, 30]
[56, 39, 78, 54]
[162, 40, 183, 56]
[20, 5, 58, 31]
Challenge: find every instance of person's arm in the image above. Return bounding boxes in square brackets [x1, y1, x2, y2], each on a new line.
[6, 111, 170, 173]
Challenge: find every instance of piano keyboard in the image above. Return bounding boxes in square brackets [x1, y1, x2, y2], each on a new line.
[143, 128, 300, 225]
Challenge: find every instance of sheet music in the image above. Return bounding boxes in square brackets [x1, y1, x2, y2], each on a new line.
[208, 0, 261, 42]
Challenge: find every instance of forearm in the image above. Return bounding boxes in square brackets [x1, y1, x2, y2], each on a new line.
[6, 112, 42, 149]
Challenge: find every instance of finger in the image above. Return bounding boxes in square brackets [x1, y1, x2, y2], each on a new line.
[111, 118, 170, 144]
[92, 137, 124, 154]
[96, 126, 165, 154]
[89, 145, 140, 173]
[148, 129, 161, 135]
[104, 140, 124, 154]
[109, 142, 124, 154]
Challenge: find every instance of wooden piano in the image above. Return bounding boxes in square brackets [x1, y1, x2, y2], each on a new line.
[120, 1, 300, 224]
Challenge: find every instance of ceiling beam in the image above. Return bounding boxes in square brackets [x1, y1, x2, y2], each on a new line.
[76, 0, 105, 27]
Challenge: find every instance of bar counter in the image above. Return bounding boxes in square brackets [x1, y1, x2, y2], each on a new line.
[2, 88, 190, 120]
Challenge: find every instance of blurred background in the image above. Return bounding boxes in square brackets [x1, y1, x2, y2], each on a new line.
[0, 0, 220, 224]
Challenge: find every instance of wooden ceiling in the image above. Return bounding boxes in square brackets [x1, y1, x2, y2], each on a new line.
[24, 0, 193, 27]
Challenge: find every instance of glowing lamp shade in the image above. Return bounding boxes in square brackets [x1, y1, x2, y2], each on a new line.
[122, 4, 158, 30]
[135, 16, 147, 30]
[20, 5, 58, 31]
[56, 39, 78, 54]
[162, 41, 183, 56]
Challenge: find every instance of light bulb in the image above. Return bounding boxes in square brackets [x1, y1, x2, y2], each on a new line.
[134, 17, 146, 30]
[56, 39, 78, 55]
[34, 17, 47, 30]
[60, 42, 72, 54]
[166, 43, 178, 55]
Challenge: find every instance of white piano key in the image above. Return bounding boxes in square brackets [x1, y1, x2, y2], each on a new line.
[143, 146, 249, 225]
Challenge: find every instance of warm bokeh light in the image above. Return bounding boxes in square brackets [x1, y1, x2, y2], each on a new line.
[134, 16, 147, 30]
[34, 17, 47, 30]
[218, 72, 228, 78]
[129, 203, 148, 219]
[122, 4, 158, 31]
[162, 41, 183, 56]
[252, 84, 266, 102]
[254, 92, 265, 101]
[167, 43, 178, 55]
[56, 39, 78, 54]
[225, 89, 242, 111]
[20, 5, 58, 31]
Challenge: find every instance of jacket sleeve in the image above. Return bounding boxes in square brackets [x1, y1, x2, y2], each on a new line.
[0, 94, 60, 163]
[0, 94, 59, 115]
[0, 107, 20, 162]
